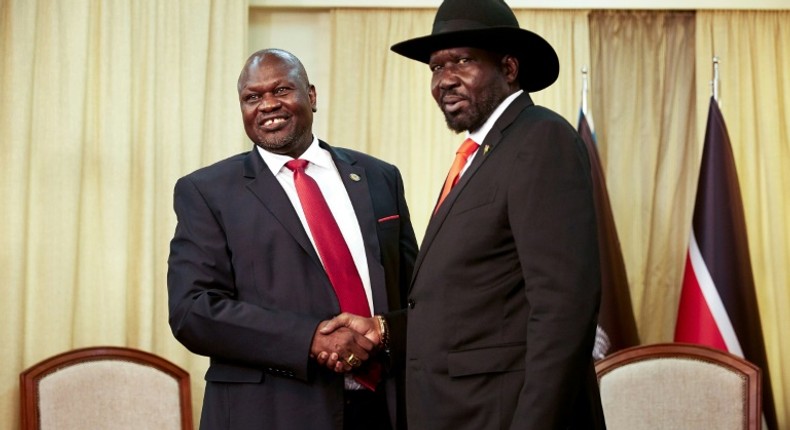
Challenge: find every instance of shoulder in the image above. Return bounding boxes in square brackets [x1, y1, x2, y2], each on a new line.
[343, 148, 395, 168]
[503, 105, 590, 170]
[180, 152, 250, 182]
[174, 152, 252, 194]
[324, 142, 400, 174]
[518, 104, 578, 137]
[500, 103, 582, 153]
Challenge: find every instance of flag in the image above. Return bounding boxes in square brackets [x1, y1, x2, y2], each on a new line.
[674, 96, 777, 429]
[578, 109, 640, 360]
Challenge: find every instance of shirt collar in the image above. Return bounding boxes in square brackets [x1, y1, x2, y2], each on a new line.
[468, 89, 523, 144]
[257, 135, 332, 175]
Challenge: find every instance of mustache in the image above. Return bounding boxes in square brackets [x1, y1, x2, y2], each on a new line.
[439, 89, 468, 102]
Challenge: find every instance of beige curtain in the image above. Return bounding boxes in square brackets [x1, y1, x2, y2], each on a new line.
[0, 0, 248, 427]
[329, 9, 455, 239]
[589, 10, 699, 345]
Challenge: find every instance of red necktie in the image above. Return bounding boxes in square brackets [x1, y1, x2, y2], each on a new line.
[435, 138, 479, 213]
[285, 159, 381, 390]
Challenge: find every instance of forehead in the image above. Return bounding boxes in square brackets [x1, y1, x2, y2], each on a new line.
[241, 56, 302, 89]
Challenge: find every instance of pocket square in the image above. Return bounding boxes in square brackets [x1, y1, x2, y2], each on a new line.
[378, 215, 400, 223]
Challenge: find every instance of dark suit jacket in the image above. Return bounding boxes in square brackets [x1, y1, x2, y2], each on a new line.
[167, 141, 418, 430]
[400, 93, 605, 430]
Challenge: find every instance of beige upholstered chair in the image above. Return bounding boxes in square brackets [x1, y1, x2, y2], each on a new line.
[20, 346, 193, 430]
[595, 343, 761, 430]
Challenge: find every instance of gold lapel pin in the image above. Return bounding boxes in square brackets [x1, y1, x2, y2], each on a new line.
[483, 145, 491, 155]
[349, 173, 361, 182]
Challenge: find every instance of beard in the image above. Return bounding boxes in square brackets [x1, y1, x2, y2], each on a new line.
[440, 89, 504, 133]
[252, 121, 312, 156]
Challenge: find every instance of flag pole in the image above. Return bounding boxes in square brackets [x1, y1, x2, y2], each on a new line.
[581, 66, 590, 116]
[711, 56, 720, 104]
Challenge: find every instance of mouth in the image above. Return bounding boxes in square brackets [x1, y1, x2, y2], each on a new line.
[441, 95, 468, 115]
[258, 116, 289, 131]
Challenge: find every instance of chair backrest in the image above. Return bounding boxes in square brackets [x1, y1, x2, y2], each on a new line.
[595, 343, 761, 430]
[20, 346, 193, 430]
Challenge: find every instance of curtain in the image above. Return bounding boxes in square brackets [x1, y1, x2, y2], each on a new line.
[0, 0, 248, 427]
[589, 10, 698, 346]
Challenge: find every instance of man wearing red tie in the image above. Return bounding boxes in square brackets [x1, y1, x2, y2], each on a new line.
[323, 0, 605, 428]
[167, 48, 417, 430]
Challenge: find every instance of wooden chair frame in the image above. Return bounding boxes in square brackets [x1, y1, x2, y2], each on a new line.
[595, 342, 761, 430]
[20, 346, 193, 430]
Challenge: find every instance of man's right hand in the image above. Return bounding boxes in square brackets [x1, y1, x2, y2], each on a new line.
[310, 325, 374, 373]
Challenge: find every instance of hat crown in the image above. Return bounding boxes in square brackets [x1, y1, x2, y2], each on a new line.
[433, 0, 519, 34]
[390, 0, 559, 92]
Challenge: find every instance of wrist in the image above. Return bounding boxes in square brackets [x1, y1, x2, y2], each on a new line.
[374, 315, 390, 351]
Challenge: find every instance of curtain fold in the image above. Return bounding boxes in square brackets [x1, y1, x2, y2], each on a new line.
[589, 9, 698, 346]
[0, 0, 248, 427]
[329, 9, 454, 239]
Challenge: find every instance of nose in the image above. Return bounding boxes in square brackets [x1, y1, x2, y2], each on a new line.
[434, 67, 460, 92]
[258, 93, 281, 112]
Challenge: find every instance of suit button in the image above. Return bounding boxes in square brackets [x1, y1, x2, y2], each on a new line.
[407, 299, 415, 309]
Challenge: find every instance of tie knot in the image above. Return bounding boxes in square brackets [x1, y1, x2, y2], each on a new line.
[285, 159, 309, 172]
[457, 138, 479, 156]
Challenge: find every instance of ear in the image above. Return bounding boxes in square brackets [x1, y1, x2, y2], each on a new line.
[501, 55, 519, 86]
[308, 84, 317, 112]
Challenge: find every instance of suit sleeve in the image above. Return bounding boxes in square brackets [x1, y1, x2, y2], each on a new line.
[508, 121, 601, 428]
[167, 176, 321, 381]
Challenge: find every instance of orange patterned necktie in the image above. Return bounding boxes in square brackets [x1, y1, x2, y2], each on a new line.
[435, 138, 479, 213]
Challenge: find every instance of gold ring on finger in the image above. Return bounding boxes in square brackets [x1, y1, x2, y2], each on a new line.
[345, 353, 361, 367]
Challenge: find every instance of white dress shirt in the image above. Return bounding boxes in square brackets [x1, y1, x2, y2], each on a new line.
[257, 138, 374, 315]
[257, 138, 372, 390]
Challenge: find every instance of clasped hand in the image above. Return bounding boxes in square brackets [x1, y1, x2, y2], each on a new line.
[310, 313, 380, 373]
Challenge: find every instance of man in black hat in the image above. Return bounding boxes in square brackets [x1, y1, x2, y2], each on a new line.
[320, 0, 605, 428]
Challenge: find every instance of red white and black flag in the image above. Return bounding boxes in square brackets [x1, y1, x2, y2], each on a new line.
[578, 108, 640, 360]
[674, 96, 777, 429]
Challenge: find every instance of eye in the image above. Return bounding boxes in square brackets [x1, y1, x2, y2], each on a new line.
[457, 58, 471, 65]
[244, 94, 260, 103]
[274, 87, 290, 96]
[429, 64, 442, 72]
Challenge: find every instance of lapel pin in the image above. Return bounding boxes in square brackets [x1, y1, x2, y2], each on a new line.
[349, 173, 361, 182]
[483, 145, 491, 155]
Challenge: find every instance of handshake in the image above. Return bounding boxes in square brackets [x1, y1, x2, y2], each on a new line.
[309, 312, 387, 373]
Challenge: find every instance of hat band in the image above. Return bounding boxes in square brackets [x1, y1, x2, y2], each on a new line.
[432, 18, 516, 34]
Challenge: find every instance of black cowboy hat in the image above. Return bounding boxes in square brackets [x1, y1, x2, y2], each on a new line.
[390, 0, 559, 92]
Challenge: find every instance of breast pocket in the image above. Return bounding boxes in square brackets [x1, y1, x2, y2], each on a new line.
[451, 187, 497, 215]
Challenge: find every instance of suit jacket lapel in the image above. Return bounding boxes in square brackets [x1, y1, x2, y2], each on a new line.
[242, 148, 323, 269]
[323, 142, 389, 314]
[411, 93, 534, 287]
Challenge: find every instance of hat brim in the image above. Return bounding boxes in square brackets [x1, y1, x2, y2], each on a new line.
[391, 27, 559, 93]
